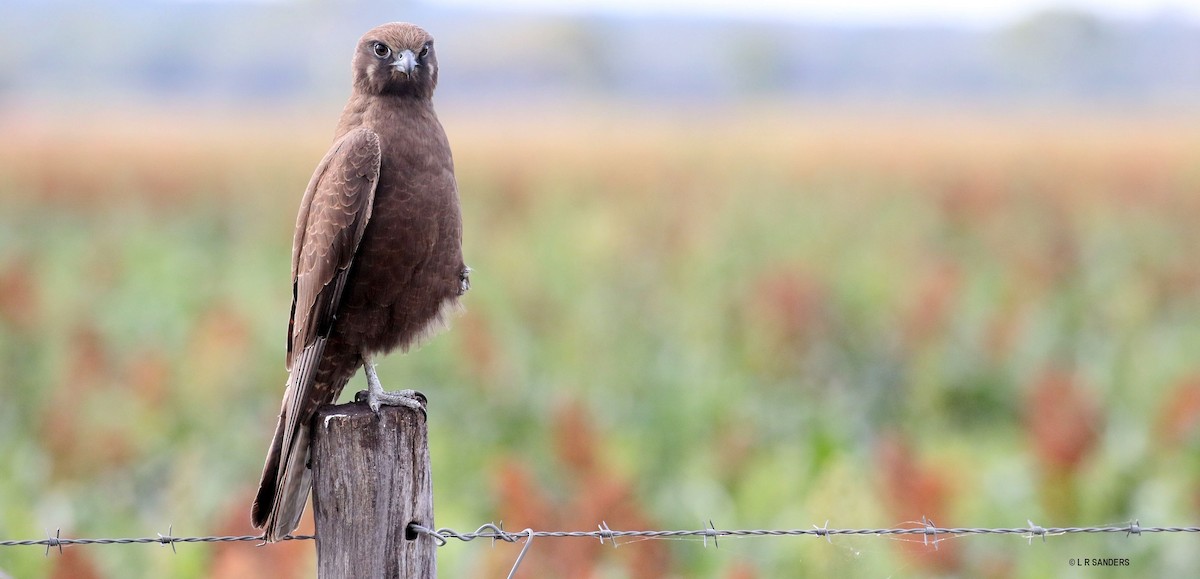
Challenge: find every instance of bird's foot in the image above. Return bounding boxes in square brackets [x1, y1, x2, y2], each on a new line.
[458, 266, 472, 295]
[355, 363, 427, 414]
[354, 387, 427, 414]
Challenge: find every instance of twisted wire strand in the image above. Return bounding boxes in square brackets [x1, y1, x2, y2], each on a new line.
[410, 519, 1185, 546]
[4, 519, 1190, 554]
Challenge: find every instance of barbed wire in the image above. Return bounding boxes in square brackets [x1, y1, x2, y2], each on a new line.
[3, 518, 1191, 578]
[3, 518, 1191, 556]
[406, 519, 1183, 578]
[0, 527, 315, 555]
[409, 518, 1190, 546]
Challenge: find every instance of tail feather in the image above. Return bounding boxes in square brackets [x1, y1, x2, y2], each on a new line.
[251, 413, 286, 529]
[252, 403, 315, 542]
[252, 417, 314, 541]
[267, 426, 313, 541]
[253, 334, 331, 541]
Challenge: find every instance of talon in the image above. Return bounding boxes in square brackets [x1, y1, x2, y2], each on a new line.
[361, 361, 428, 415]
[459, 266, 471, 294]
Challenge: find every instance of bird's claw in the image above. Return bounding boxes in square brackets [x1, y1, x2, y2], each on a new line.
[359, 362, 427, 415]
[458, 266, 472, 295]
[368, 389, 427, 414]
[354, 388, 427, 413]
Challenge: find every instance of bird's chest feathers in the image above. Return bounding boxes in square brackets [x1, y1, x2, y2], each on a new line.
[357, 139, 458, 267]
[343, 101, 459, 273]
[372, 144, 453, 223]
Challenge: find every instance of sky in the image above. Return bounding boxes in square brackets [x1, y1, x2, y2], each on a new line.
[429, 0, 1200, 26]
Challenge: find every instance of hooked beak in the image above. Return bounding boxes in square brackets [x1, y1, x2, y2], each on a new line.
[392, 49, 416, 76]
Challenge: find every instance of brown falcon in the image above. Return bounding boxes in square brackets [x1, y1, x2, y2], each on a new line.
[251, 22, 469, 542]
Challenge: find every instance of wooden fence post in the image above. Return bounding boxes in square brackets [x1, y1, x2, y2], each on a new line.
[311, 401, 436, 578]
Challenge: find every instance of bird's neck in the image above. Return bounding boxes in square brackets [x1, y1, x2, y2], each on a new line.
[334, 93, 434, 140]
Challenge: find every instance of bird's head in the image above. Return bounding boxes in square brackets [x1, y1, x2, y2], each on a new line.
[353, 22, 438, 98]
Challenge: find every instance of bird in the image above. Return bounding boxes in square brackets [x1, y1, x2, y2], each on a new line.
[251, 22, 469, 542]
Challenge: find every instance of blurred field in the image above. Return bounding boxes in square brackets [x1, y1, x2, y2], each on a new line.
[1, 105, 1199, 578]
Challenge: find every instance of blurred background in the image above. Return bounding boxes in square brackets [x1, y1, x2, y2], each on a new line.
[2, 0, 1200, 577]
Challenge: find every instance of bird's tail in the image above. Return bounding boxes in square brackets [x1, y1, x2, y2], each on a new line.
[251, 403, 314, 542]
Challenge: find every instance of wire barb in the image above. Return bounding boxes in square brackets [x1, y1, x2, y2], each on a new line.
[490, 522, 504, 548]
[158, 525, 177, 553]
[44, 529, 61, 557]
[1026, 520, 1046, 544]
[702, 520, 719, 549]
[922, 517, 938, 550]
[813, 520, 832, 544]
[597, 521, 617, 547]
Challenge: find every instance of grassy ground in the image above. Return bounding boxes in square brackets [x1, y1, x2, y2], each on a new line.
[1, 105, 1199, 577]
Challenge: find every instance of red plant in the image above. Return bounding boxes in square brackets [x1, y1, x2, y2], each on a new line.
[487, 400, 670, 578]
[458, 311, 503, 387]
[743, 267, 828, 354]
[876, 433, 963, 574]
[1025, 368, 1103, 520]
[209, 491, 314, 579]
[41, 324, 123, 479]
[126, 348, 171, 411]
[1025, 368, 1102, 476]
[982, 296, 1024, 364]
[902, 260, 962, 349]
[0, 255, 39, 332]
[937, 175, 1000, 230]
[1156, 375, 1200, 448]
[723, 560, 759, 579]
[49, 543, 103, 579]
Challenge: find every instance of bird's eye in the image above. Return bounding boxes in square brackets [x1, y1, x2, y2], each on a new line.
[372, 42, 391, 59]
[419, 44, 430, 59]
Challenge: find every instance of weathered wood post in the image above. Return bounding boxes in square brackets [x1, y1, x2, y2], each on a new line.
[311, 401, 435, 578]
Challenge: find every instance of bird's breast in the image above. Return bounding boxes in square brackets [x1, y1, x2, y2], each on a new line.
[332, 117, 464, 354]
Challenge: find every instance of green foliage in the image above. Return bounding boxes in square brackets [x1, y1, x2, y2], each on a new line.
[1, 109, 1199, 577]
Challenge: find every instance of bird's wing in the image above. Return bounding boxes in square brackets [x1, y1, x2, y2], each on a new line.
[252, 127, 380, 536]
[285, 126, 379, 431]
[289, 127, 381, 371]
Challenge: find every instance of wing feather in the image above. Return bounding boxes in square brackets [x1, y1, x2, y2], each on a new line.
[253, 127, 381, 537]
[288, 128, 381, 368]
